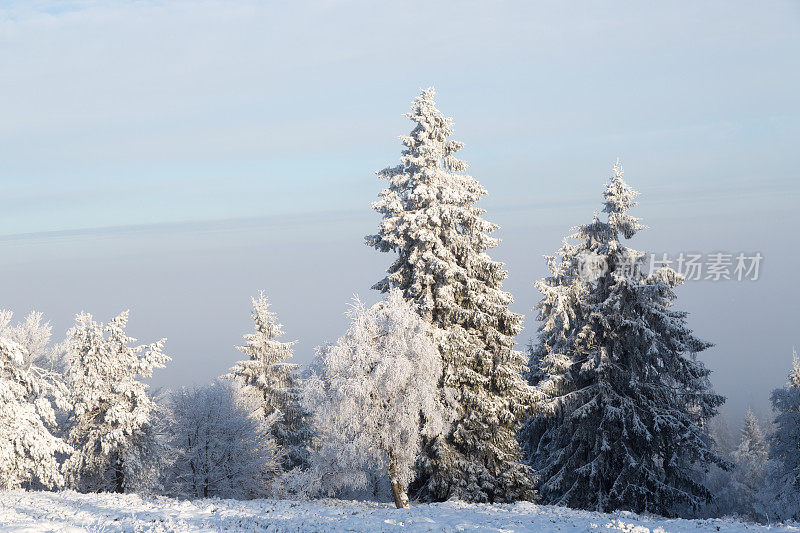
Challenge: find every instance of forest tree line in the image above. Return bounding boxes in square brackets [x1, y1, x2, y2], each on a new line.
[1, 89, 797, 523]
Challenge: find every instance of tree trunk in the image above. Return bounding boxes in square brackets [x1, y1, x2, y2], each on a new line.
[114, 455, 125, 494]
[388, 451, 410, 509]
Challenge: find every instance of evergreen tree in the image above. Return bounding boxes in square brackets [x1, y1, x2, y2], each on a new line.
[519, 237, 589, 468]
[366, 88, 535, 502]
[63, 311, 169, 493]
[523, 161, 726, 515]
[761, 351, 800, 521]
[705, 409, 771, 520]
[730, 409, 769, 520]
[228, 291, 312, 472]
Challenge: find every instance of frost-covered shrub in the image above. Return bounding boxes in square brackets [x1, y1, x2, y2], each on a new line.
[299, 290, 444, 508]
[162, 379, 280, 500]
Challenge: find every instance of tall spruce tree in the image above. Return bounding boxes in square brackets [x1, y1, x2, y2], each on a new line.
[366, 88, 535, 502]
[523, 161, 726, 515]
[761, 351, 800, 521]
[228, 291, 312, 472]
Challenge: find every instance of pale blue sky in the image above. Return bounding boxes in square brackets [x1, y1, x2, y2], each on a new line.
[0, 1, 798, 425]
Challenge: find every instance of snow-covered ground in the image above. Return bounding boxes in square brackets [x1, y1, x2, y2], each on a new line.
[0, 490, 796, 532]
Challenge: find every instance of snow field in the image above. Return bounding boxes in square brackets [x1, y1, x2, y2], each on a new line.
[1, 491, 798, 533]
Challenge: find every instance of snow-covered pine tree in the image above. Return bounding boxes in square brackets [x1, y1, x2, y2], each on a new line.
[0, 329, 71, 490]
[228, 291, 312, 472]
[761, 351, 800, 521]
[300, 290, 445, 508]
[519, 236, 588, 468]
[63, 311, 169, 493]
[523, 161, 726, 516]
[163, 379, 280, 499]
[729, 409, 769, 520]
[366, 88, 535, 503]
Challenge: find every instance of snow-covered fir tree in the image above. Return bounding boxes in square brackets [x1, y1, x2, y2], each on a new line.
[760, 351, 800, 522]
[228, 291, 312, 472]
[0, 323, 71, 490]
[739, 410, 770, 460]
[366, 88, 535, 503]
[730, 409, 769, 520]
[705, 409, 770, 520]
[299, 290, 445, 508]
[63, 311, 169, 493]
[162, 379, 280, 499]
[522, 161, 726, 516]
[519, 235, 589, 472]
